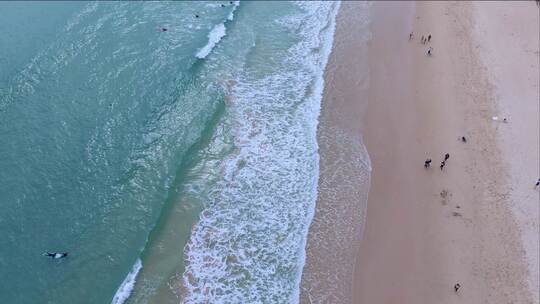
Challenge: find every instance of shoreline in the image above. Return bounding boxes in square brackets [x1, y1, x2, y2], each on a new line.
[300, 2, 372, 303]
[354, 1, 538, 303]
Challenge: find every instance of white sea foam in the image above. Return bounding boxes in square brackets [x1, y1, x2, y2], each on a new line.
[227, 1, 240, 21]
[195, 1, 239, 59]
[195, 24, 226, 59]
[291, 2, 341, 302]
[111, 259, 142, 304]
[182, 2, 341, 303]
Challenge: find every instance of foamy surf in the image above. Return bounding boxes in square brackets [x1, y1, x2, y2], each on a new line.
[195, 1, 239, 59]
[227, 1, 240, 21]
[182, 2, 341, 303]
[111, 259, 142, 304]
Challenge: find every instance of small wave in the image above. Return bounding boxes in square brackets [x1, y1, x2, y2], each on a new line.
[195, 1, 239, 59]
[111, 259, 142, 304]
[227, 1, 240, 21]
[195, 23, 227, 59]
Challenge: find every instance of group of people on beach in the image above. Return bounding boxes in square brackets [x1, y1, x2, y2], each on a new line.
[424, 153, 450, 170]
[409, 31, 434, 56]
[421, 34, 431, 44]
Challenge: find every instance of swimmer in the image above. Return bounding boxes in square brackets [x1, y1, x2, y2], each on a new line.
[43, 252, 68, 259]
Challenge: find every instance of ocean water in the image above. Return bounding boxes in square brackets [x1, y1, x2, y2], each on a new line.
[0, 1, 340, 303]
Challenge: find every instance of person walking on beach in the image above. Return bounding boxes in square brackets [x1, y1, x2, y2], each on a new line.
[444, 153, 450, 161]
[421, 35, 425, 44]
[427, 47, 433, 56]
[409, 32, 414, 41]
[428, 34, 432, 42]
[424, 159, 432, 168]
[440, 161, 445, 170]
[535, 179, 540, 188]
[454, 283, 461, 292]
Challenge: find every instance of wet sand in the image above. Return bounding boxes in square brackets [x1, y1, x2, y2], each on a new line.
[300, 2, 372, 303]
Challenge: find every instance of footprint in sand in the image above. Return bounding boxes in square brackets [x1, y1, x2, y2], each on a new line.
[440, 189, 452, 205]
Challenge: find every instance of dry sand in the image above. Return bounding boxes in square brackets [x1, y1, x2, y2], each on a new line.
[472, 2, 540, 300]
[353, 1, 538, 304]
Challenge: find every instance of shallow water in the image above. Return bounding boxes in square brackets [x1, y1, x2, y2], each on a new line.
[0, 2, 342, 303]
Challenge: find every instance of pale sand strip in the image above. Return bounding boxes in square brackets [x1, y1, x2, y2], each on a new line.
[472, 2, 539, 300]
[354, 1, 537, 304]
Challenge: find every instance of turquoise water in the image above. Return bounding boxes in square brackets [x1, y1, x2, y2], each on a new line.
[0, 2, 339, 303]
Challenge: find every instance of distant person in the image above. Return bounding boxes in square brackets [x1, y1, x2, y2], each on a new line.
[454, 283, 461, 292]
[195, 14, 199, 18]
[491, 116, 508, 123]
[421, 35, 425, 44]
[535, 179, 540, 188]
[440, 161, 445, 170]
[424, 159, 432, 168]
[428, 34, 432, 42]
[158, 27, 168, 32]
[409, 32, 414, 40]
[43, 252, 68, 259]
[427, 47, 433, 56]
[461, 136, 467, 142]
[444, 153, 450, 161]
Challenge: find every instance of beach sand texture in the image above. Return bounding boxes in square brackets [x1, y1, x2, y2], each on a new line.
[302, 1, 538, 303]
[354, 1, 538, 303]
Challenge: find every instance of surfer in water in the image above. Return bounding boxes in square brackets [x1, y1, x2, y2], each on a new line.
[43, 252, 68, 259]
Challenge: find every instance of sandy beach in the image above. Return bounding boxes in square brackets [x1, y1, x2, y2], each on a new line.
[354, 1, 539, 304]
[302, 1, 538, 303]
